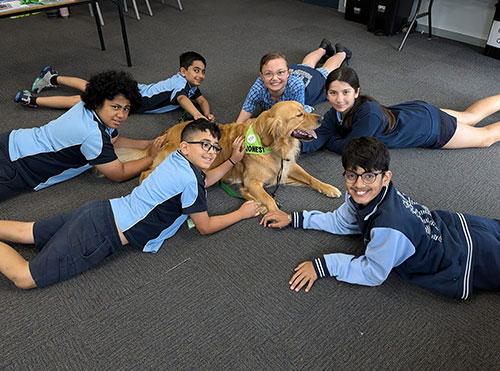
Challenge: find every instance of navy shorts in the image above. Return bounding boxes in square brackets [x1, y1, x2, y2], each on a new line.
[29, 199, 122, 288]
[0, 132, 31, 201]
[291, 64, 327, 106]
[431, 110, 458, 148]
[468, 215, 500, 291]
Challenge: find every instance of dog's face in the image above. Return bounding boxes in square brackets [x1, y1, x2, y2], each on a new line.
[264, 101, 320, 142]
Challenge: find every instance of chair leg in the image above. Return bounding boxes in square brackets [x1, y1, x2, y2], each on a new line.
[398, 0, 421, 51]
[89, 2, 104, 26]
[159, 0, 182, 11]
[427, 0, 434, 39]
[145, 0, 153, 16]
[95, 2, 104, 26]
[123, 0, 128, 12]
[131, 0, 140, 20]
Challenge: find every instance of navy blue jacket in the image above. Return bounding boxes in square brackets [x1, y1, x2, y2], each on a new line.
[293, 182, 500, 299]
[301, 100, 442, 154]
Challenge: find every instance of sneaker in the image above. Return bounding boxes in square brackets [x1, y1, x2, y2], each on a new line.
[319, 38, 335, 56]
[14, 90, 36, 107]
[334, 43, 352, 66]
[32, 66, 58, 94]
[319, 38, 335, 64]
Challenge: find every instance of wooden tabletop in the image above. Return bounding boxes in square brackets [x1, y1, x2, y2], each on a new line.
[0, 0, 94, 17]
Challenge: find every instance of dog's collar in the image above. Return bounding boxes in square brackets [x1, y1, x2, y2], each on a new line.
[245, 124, 272, 155]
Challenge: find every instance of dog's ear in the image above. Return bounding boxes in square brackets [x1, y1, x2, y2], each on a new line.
[257, 114, 282, 146]
[269, 116, 283, 139]
[251, 110, 273, 146]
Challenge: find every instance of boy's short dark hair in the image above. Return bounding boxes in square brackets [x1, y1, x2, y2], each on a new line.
[181, 119, 221, 142]
[81, 70, 142, 113]
[342, 136, 390, 172]
[179, 51, 206, 69]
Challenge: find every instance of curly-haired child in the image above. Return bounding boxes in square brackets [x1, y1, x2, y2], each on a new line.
[1, 70, 163, 201]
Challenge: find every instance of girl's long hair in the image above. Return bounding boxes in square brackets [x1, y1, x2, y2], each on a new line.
[326, 67, 396, 134]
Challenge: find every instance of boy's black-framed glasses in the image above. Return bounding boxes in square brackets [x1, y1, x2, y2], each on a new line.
[343, 170, 384, 184]
[187, 141, 223, 154]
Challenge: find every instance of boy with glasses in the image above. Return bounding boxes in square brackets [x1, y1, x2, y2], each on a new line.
[0, 119, 258, 289]
[260, 136, 500, 299]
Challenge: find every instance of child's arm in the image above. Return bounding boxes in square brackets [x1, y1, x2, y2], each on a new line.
[261, 199, 359, 235]
[326, 105, 385, 155]
[261, 203, 413, 293]
[205, 136, 245, 187]
[177, 95, 207, 121]
[189, 200, 259, 235]
[291, 229, 417, 293]
[113, 134, 167, 150]
[95, 136, 163, 182]
[237, 79, 262, 123]
[113, 136, 152, 150]
[236, 110, 252, 123]
[301, 109, 339, 154]
[195, 95, 215, 123]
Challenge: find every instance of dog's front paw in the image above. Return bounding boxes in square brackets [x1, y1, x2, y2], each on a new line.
[257, 202, 280, 215]
[257, 204, 269, 215]
[320, 184, 342, 198]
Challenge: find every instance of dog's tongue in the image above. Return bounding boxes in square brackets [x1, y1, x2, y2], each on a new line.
[307, 130, 317, 139]
[292, 129, 317, 139]
[294, 129, 318, 139]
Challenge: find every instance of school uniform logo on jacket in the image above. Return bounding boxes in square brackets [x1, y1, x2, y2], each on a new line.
[397, 190, 442, 242]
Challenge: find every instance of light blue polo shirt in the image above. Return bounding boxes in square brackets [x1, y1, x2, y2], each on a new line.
[137, 73, 202, 114]
[8, 101, 117, 190]
[110, 150, 208, 253]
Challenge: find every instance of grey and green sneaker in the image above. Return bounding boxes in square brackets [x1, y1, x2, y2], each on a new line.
[32, 65, 58, 94]
[14, 90, 37, 107]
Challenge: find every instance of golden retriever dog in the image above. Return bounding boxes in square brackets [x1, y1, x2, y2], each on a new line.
[117, 101, 341, 214]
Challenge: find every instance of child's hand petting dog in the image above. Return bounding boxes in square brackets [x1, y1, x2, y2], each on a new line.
[238, 200, 260, 219]
[149, 134, 167, 159]
[230, 135, 245, 164]
[260, 210, 291, 229]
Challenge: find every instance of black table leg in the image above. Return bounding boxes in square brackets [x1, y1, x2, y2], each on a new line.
[114, 0, 132, 66]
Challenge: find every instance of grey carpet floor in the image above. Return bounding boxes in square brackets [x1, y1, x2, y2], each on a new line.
[1, 0, 500, 369]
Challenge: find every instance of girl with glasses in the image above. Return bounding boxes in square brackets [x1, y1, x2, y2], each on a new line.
[236, 39, 352, 123]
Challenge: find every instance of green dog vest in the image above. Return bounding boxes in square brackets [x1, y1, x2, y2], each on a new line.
[245, 124, 272, 155]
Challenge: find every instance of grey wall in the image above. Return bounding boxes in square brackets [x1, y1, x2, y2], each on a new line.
[339, 0, 498, 47]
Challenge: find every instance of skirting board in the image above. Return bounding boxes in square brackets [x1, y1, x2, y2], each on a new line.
[416, 24, 486, 47]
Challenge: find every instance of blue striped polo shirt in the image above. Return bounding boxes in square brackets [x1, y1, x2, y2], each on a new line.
[110, 150, 208, 253]
[8, 101, 117, 190]
[136, 72, 202, 114]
